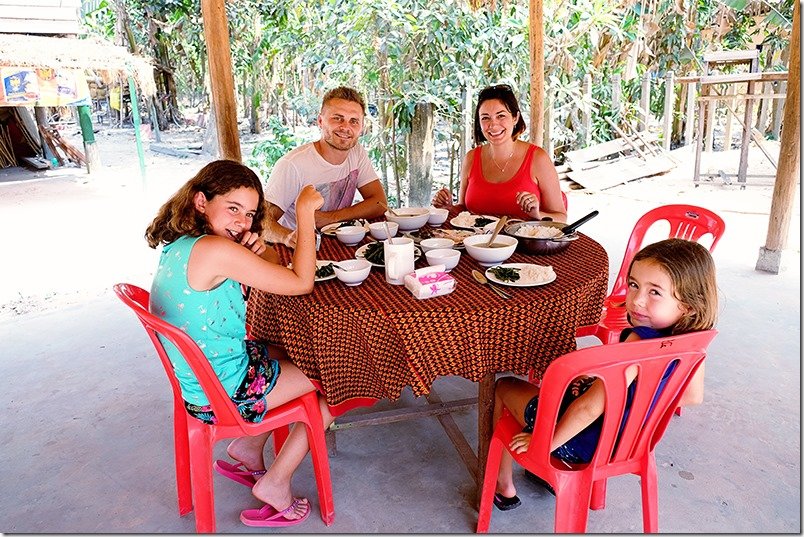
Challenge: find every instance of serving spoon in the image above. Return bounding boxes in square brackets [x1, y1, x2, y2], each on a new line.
[471, 269, 512, 300]
[484, 216, 509, 248]
[559, 210, 599, 236]
[378, 200, 402, 217]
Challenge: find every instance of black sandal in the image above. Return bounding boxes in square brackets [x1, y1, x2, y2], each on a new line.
[524, 470, 556, 496]
[493, 492, 521, 511]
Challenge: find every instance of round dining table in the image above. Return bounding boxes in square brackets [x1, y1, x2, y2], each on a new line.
[246, 208, 609, 487]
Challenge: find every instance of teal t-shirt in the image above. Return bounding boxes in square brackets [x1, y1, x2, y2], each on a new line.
[149, 235, 248, 406]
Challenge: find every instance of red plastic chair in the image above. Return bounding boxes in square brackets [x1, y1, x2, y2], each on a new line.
[575, 204, 725, 346]
[478, 329, 717, 533]
[114, 283, 335, 533]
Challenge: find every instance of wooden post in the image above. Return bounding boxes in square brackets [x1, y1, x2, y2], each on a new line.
[771, 81, 786, 139]
[756, 1, 800, 274]
[756, 81, 773, 134]
[639, 71, 651, 131]
[662, 70, 674, 151]
[582, 74, 592, 147]
[723, 83, 737, 149]
[704, 83, 716, 152]
[684, 71, 696, 146]
[611, 73, 621, 117]
[529, 0, 544, 144]
[738, 53, 760, 184]
[201, 0, 241, 162]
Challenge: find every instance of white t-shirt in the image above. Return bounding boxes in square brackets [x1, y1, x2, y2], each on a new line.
[264, 142, 379, 229]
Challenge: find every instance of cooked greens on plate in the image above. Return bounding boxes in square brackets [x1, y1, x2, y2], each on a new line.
[315, 262, 335, 279]
[487, 266, 521, 282]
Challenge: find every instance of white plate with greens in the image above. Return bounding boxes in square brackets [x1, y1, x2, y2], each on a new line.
[449, 212, 499, 230]
[320, 219, 370, 236]
[355, 241, 422, 267]
[485, 263, 557, 287]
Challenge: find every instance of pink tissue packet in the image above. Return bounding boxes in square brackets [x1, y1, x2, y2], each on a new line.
[403, 265, 457, 299]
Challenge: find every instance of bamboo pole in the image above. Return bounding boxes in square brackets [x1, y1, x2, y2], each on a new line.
[756, 1, 800, 274]
[201, 0, 241, 162]
[684, 71, 696, 146]
[529, 0, 544, 144]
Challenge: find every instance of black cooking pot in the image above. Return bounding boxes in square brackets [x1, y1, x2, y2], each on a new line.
[503, 221, 578, 255]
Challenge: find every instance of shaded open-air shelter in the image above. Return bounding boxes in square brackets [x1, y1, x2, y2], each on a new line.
[196, 0, 799, 274]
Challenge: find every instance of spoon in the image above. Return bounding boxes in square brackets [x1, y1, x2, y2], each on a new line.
[559, 210, 599, 236]
[484, 216, 509, 248]
[471, 269, 512, 300]
[378, 200, 402, 217]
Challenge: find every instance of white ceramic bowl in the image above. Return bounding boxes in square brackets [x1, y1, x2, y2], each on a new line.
[333, 259, 372, 286]
[427, 207, 450, 226]
[335, 225, 366, 246]
[368, 221, 399, 240]
[385, 208, 431, 231]
[420, 237, 455, 253]
[425, 248, 461, 271]
[463, 234, 518, 267]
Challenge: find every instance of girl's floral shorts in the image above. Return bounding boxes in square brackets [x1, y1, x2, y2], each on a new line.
[184, 340, 280, 425]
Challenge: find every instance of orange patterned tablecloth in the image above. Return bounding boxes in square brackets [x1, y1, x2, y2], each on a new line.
[247, 219, 608, 415]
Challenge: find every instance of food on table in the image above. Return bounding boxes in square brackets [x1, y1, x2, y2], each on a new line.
[514, 225, 563, 239]
[488, 264, 555, 284]
[362, 241, 385, 265]
[452, 211, 496, 229]
[315, 262, 335, 279]
[416, 227, 476, 245]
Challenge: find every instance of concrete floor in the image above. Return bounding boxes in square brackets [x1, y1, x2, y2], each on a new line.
[0, 145, 800, 533]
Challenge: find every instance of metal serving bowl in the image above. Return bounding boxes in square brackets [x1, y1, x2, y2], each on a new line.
[503, 221, 578, 255]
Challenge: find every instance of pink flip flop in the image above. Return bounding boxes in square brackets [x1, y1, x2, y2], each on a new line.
[240, 498, 311, 527]
[212, 459, 266, 487]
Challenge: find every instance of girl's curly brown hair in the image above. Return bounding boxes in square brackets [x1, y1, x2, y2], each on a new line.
[629, 238, 718, 334]
[145, 160, 266, 248]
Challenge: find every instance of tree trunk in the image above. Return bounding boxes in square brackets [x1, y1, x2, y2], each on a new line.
[407, 101, 434, 207]
[202, 106, 219, 158]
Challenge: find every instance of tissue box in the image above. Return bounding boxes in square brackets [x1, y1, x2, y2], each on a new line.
[403, 265, 457, 299]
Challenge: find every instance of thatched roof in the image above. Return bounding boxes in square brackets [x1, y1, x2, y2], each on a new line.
[0, 34, 155, 96]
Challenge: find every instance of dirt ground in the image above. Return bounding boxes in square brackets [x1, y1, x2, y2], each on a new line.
[0, 123, 798, 320]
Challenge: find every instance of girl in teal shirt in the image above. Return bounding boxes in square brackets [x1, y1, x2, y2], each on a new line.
[146, 160, 326, 526]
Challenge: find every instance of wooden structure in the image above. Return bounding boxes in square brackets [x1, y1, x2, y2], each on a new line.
[0, 0, 82, 35]
[685, 50, 788, 187]
[0, 33, 155, 175]
[756, 0, 800, 274]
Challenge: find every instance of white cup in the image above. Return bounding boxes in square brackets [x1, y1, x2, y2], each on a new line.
[384, 237, 415, 285]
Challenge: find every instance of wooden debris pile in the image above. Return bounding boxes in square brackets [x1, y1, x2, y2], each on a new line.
[0, 124, 16, 167]
[557, 122, 677, 191]
[38, 126, 86, 166]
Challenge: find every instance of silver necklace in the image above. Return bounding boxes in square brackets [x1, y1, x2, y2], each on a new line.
[491, 147, 515, 173]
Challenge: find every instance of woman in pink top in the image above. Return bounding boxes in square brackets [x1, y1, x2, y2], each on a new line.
[432, 84, 567, 222]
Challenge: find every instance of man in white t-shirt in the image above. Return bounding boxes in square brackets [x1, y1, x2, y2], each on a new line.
[263, 86, 387, 247]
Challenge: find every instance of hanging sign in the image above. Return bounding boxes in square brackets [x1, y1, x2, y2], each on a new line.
[0, 67, 91, 107]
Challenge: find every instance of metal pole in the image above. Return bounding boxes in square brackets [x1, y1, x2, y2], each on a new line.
[128, 76, 147, 185]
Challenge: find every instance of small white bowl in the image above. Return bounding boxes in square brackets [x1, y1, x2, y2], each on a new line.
[335, 225, 366, 246]
[463, 234, 518, 267]
[368, 221, 399, 240]
[420, 237, 455, 253]
[333, 259, 372, 286]
[385, 207, 431, 231]
[425, 248, 461, 271]
[428, 207, 450, 226]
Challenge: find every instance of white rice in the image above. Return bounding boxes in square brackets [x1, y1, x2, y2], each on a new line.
[518, 264, 556, 284]
[514, 225, 562, 239]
